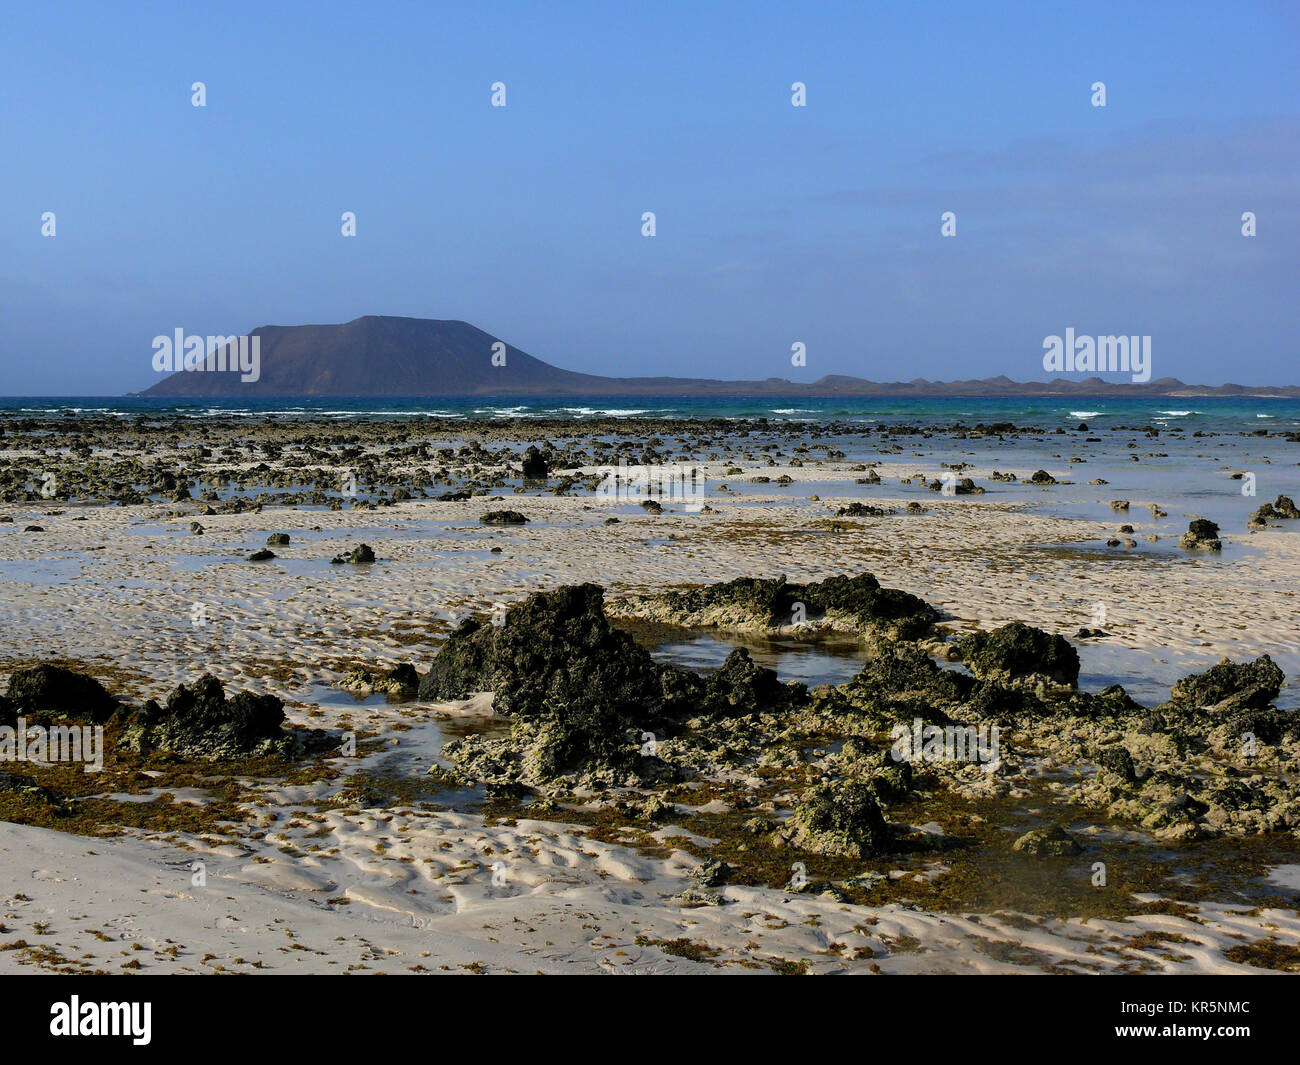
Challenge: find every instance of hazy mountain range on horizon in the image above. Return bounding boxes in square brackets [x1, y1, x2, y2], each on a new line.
[137, 316, 1300, 399]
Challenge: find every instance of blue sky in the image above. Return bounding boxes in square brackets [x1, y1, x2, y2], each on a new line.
[1, 0, 1297, 393]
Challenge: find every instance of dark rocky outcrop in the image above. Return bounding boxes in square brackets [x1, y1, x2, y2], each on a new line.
[1168, 655, 1284, 712]
[1249, 495, 1300, 527]
[959, 622, 1080, 687]
[1162, 655, 1289, 744]
[421, 583, 799, 725]
[816, 644, 970, 727]
[481, 510, 528, 525]
[521, 446, 548, 480]
[330, 543, 375, 564]
[123, 674, 292, 760]
[695, 648, 806, 718]
[784, 781, 890, 858]
[835, 502, 895, 517]
[1180, 518, 1221, 551]
[624, 573, 937, 641]
[4, 664, 119, 724]
[421, 583, 805, 790]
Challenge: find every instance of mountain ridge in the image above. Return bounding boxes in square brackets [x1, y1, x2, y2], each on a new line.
[137, 316, 1300, 398]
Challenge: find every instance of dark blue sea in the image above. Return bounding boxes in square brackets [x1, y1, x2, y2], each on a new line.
[3, 394, 1299, 434]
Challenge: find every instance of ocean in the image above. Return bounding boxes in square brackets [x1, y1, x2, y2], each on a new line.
[3, 393, 1300, 434]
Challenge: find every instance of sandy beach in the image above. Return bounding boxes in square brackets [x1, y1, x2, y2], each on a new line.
[2, 413, 1299, 974]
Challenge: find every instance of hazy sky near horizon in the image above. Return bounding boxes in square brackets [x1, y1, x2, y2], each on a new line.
[1, 0, 1297, 394]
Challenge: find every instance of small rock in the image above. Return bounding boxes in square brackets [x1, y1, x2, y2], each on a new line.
[1012, 825, 1081, 857]
[1180, 518, 1221, 552]
[480, 510, 528, 525]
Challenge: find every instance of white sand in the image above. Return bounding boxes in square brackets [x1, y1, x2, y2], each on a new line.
[2, 461, 1299, 973]
[7, 813, 1300, 973]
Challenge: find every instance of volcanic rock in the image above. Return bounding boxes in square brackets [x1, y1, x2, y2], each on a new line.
[959, 622, 1080, 687]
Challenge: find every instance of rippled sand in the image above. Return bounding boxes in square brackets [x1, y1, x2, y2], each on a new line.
[2, 454, 1299, 973]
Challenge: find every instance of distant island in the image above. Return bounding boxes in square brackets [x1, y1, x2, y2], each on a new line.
[137, 316, 1300, 398]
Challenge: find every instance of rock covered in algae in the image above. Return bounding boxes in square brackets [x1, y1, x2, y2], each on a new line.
[1180, 518, 1221, 551]
[424, 583, 806, 791]
[959, 621, 1080, 687]
[1012, 825, 1081, 856]
[619, 573, 937, 641]
[783, 780, 890, 859]
[122, 674, 292, 760]
[3, 664, 119, 725]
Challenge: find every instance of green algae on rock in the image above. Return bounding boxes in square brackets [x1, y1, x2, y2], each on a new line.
[480, 510, 528, 525]
[1180, 518, 1222, 551]
[1012, 825, 1082, 857]
[330, 542, 375, 564]
[421, 583, 806, 792]
[122, 673, 303, 760]
[783, 780, 891, 858]
[959, 621, 1080, 688]
[618, 573, 938, 641]
[338, 663, 420, 697]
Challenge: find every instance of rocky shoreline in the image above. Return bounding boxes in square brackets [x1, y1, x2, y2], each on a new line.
[3, 410, 1300, 972]
[3, 413, 1299, 535]
[5, 571, 1298, 910]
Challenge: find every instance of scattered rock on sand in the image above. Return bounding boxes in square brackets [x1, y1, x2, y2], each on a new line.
[122, 673, 298, 760]
[1180, 518, 1222, 551]
[836, 502, 895, 517]
[1012, 825, 1081, 856]
[330, 543, 375, 564]
[1249, 494, 1300, 528]
[4, 663, 119, 724]
[480, 510, 528, 525]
